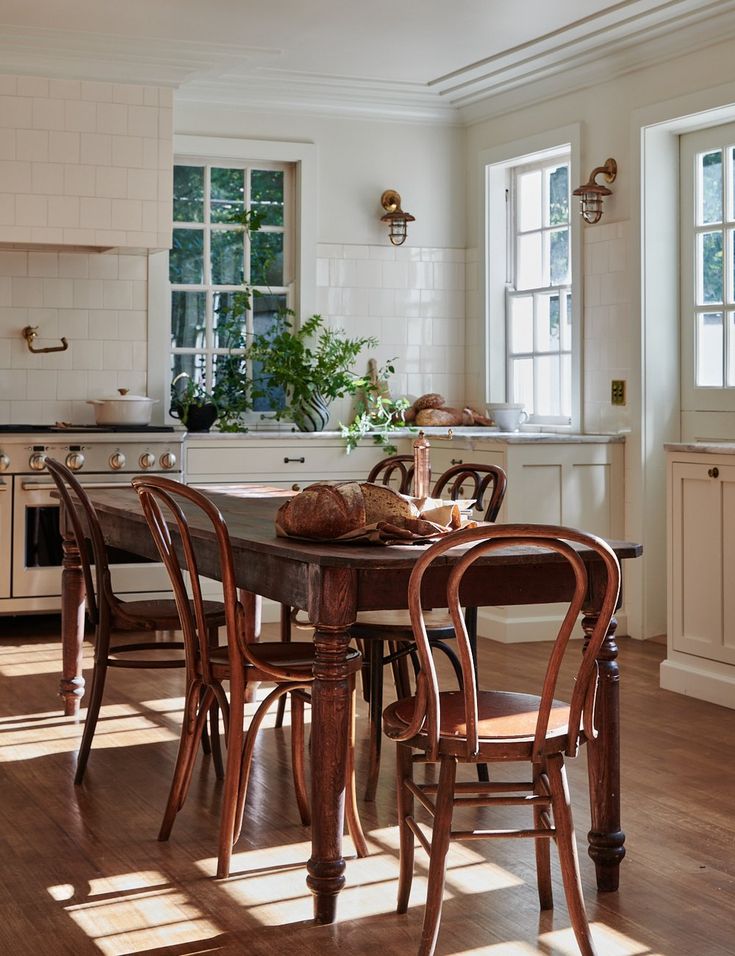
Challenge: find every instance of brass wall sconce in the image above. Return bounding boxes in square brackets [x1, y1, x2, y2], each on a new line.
[572, 158, 617, 224]
[22, 325, 69, 354]
[380, 189, 415, 246]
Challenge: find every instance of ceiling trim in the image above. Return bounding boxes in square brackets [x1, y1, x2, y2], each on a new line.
[1, 0, 734, 125]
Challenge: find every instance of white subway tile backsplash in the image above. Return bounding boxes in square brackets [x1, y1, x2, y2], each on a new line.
[63, 164, 97, 196]
[71, 339, 103, 370]
[17, 129, 49, 163]
[64, 99, 97, 133]
[16, 194, 47, 227]
[96, 101, 128, 136]
[11, 277, 44, 307]
[0, 369, 27, 400]
[0, 96, 31, 128]
[0, 160, 31, 193]
[48, 196, 80, 228]
[381, 260, 409, 289]
[118, 310, 146, 340]
[27, 253, 58, 278]
[18, 76, 49, 98]
[0, 276, 10, 305]
[96, 166, 128, 199]
[49, 78, 81, 101]
[103, 339, 133, 370]
[31, 162, 64, 195]
[81, 80, 113, 103]
[80, 132, 112, 167]
[57, 369, 88, 400]
[117, 255, 147, 281]
[73, 279, 104, 310]
[80, 197, 112, 230]
[32, 98, 67, 131]
[127, 105, 158, 138]
[26, 368, 58, 400]
[407, 261, 433, 290]
[42, 278, 74, 308]
[87, 254, 118, 280]
[0, 129, 15, 160]
[112, 135, 144, 168]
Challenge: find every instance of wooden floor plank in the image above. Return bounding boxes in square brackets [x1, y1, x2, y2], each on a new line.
[0, 616, 734, 954]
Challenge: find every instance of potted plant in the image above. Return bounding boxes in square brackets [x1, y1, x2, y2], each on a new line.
[169, 373, 219, 432]
[245, 310, 377, 431]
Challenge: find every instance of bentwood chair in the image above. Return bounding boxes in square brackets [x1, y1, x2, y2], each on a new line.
[350, 459, 507, 800]
[132, 476, 367, 879]
[384, 523, 620, 956]
[45, 458, 226, 785]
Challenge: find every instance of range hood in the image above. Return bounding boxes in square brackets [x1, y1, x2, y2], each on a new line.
[0, 73, 173, 252]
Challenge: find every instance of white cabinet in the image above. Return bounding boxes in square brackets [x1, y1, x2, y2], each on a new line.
[426, 438, 624, 538]
[185, 436, 385, 488]
[662, 448, 735, 708]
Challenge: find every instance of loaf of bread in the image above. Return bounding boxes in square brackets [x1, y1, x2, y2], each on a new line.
[276, 481, 419, 539]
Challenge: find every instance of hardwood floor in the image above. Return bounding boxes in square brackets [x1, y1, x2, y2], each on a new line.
[1, 615, 734, 955]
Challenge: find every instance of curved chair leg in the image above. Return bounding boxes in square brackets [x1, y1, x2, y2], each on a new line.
[396, 743, 416, 914]
[364, 638, 385, 801]
[546, 753, 596, 956]
[274, 605, 291, 729]
[533, 763, 553, 910]
[159, 679, 211, 841]
[345, 684, 368, 858]
[74, 619, 111, 785]
[290, 691, 311, 826]
[419, 755, 457, 956]
[209, 701, 224, 780]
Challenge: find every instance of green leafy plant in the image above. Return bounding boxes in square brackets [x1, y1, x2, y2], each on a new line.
[339, 360, 412, 453]
[246, 310, 378, 419]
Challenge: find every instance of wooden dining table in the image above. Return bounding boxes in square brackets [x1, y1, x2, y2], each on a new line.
[57, 484, 642, 924]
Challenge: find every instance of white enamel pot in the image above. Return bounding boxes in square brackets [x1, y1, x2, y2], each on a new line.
[87, 388, 158, 426]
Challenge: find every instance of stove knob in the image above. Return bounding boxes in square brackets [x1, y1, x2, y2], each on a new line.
[139, 452, 156, 470]
[109, 451, 126, 471]
[29, 453, 46, 471]
[160, 451, 177, 470]
[65, 452, 85, 472]
[0, 453, 9, 472]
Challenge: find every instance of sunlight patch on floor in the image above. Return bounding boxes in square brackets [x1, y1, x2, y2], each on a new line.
[0, 704, 178, 760]
[48, 872, 223, 955]
[539, 922, 660, 955]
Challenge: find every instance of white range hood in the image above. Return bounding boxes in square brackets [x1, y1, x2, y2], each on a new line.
[0, 73, 173, 252]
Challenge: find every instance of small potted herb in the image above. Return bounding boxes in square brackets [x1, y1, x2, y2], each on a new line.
[169, 373, 218, 432]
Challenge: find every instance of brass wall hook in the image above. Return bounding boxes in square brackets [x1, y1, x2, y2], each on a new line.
[22, 325, 69, 354]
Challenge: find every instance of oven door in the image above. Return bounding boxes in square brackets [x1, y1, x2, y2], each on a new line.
[11, 476, 173, 599]
[0, 477, 11, 598]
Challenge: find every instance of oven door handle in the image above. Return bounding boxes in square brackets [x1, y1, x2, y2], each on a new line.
[20, 480, 132, 492]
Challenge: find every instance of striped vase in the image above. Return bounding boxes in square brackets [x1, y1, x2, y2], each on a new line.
[291, 390, 331, 432]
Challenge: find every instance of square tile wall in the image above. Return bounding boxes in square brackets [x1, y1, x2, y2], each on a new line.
[0, 249, 148, 424]
[316, 243, 466, 413]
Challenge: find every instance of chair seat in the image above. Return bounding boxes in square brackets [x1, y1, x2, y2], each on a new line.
[209, 642, 361, 674]
[384, 690, 572, 759]
[351, 608, 454, 637]
[112, 598, 226, 631]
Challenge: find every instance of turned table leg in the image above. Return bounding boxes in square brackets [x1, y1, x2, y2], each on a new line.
[583, 611, 625, 891]
[306, 568, 358, 924]
[59, 511, 86, 716]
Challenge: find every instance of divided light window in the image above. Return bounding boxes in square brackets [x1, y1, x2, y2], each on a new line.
[506, 156, 572, 423]
[169, 160, 292, 411]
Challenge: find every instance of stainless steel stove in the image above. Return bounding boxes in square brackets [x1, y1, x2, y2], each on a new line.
[0, 426, 184, 614]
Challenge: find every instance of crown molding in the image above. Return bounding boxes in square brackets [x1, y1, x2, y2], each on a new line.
[1, 0, 734, 126]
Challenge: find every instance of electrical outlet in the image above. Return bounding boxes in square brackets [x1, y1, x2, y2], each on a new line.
[611, 379, 626, 406]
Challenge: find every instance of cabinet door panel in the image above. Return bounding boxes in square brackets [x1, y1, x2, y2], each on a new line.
[512, 464, 562, 524]
[670, 461, 735, 663]
[567, 462, 613, 537]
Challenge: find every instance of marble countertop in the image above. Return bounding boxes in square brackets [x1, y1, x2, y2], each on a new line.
[665, 441, 735, 455]
[184, 427, 625, 444]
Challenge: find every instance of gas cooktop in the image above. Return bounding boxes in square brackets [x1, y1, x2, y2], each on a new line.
[0, 424, 176, 433]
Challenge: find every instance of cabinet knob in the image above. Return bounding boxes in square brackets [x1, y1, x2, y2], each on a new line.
[284, 457, 305, 464]
[451, 458, 463, 465]
[291, 483, 301, 492]
[708, 467, 720, 478]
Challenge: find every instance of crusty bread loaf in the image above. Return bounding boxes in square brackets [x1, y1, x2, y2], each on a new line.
[276, 482, 365, 539]
[276, 481, 418, 539]
[361, 482, 420, 524]
[415, 406, 464, 427]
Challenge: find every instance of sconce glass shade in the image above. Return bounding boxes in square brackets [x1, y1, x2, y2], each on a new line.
[572, 158, 617, 224]
[380, 189, 415, 246]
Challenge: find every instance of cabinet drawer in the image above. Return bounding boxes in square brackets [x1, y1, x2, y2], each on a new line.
[186, 441, 383, 483]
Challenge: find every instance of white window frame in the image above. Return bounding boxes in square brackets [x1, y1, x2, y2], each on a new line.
[480, 125, 582, 431]
[148, 135, 316, 425]
[680, 122, 735, 414]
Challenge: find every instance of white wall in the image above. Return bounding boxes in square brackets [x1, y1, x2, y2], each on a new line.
[464, 35, 735, 640]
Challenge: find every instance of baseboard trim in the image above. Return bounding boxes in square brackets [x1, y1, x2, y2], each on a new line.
[660, 658, 735, 710]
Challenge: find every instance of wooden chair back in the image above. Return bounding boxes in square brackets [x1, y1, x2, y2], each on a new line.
[432, 463, 507, 521]
[131, 477, 242, 682]
[404, 523, 620, 763]
[366, 454, 415, 494]
[45, 458, 112, 626]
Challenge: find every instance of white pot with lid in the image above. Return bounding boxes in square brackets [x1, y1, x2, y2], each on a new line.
[87, 388, 158, 426]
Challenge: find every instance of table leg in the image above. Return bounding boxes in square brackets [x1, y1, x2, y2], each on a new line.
[306, 568, 358, 924]
[583, 611, 625, 891]
[59, 520, 86, 716]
